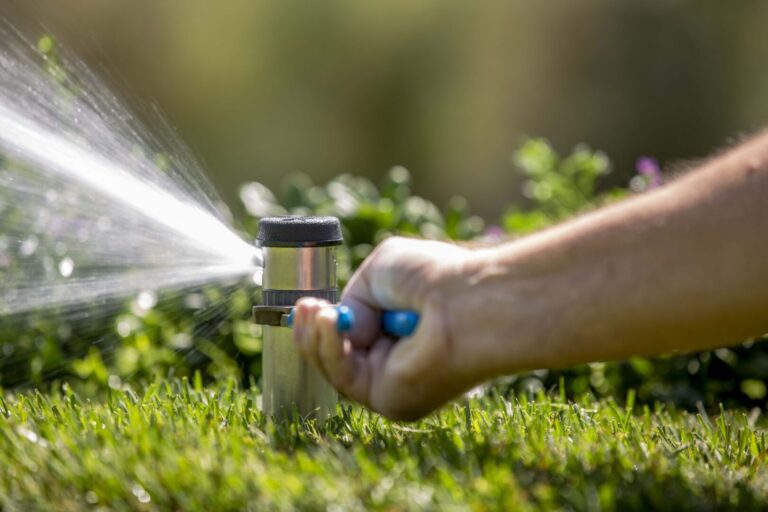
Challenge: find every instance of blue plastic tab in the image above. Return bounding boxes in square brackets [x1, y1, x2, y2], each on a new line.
[336, 305, 355, 333]
[287, 306, 418, 338]
[382, 310, 420, 338]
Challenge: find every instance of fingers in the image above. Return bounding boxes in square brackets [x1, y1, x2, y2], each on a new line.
[339, 296, 380, 349]
[293, 296, 452, 420]
[290, 237, 473, 421]
[292, 298, 328, 378]
[367, 304, 464, 421]
[314, 307, 351, 382]
[293, 297, 383, 405]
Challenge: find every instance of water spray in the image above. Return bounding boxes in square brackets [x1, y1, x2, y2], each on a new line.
[0, 29, 262, 316]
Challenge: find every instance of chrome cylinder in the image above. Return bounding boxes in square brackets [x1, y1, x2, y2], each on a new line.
[262, 247, 337, 293]
[256, 216, 342, 422]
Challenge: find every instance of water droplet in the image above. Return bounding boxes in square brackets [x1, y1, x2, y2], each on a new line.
[58, 257, 74, 277]
[19, 235, 38, 256]
[135, 290, 157, 312]
[117, 320, 133, 338]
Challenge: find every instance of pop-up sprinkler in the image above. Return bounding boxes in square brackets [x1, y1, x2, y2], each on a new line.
[253, 216, 343, 421]
[253, 215, 421, 421]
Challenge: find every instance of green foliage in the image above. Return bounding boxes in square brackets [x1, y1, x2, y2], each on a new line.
[0, 285, 258, 389]
[502, 138, 618, 233]
[0, 379, 766, 511]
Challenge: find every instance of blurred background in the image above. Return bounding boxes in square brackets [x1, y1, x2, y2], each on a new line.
[6, 0, 768, 218]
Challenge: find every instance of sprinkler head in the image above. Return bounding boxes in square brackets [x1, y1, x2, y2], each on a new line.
[256, 215, 342, 248]
[254, 215, 343, 422]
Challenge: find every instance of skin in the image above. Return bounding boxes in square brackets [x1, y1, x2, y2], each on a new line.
[294, 131, 768, 421]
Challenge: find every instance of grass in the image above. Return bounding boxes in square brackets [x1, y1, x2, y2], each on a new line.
[0, 379, 766, 511]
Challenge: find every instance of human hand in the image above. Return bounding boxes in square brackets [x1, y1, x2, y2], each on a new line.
[292, 237, 486, 421]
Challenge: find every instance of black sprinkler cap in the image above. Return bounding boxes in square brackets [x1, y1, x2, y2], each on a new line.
[256, 216, 343, 247]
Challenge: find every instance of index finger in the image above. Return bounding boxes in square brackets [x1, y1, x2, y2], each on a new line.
[340, 295, 381, 349]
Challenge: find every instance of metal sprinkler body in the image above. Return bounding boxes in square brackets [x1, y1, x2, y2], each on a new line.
[254, 216, 342, 421]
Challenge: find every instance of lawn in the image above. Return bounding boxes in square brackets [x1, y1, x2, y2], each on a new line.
[0, 379, 765, 511]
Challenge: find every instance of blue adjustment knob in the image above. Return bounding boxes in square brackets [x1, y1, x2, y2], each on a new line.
[382, 310, 420, 338]
[287, 306, 419, 338]
[335, 305, 355, 333]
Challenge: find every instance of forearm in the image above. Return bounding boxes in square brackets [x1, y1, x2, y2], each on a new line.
[460, 131, 768, 377]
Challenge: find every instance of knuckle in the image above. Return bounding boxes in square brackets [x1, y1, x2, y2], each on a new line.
[316, 309, 337, 332]
[298, 297, 318, 308]
[376, 236, 405, 254]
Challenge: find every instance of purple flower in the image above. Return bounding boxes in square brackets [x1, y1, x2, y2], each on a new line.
[484, 225, 504, 240]
[636, 156, 663, 188]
